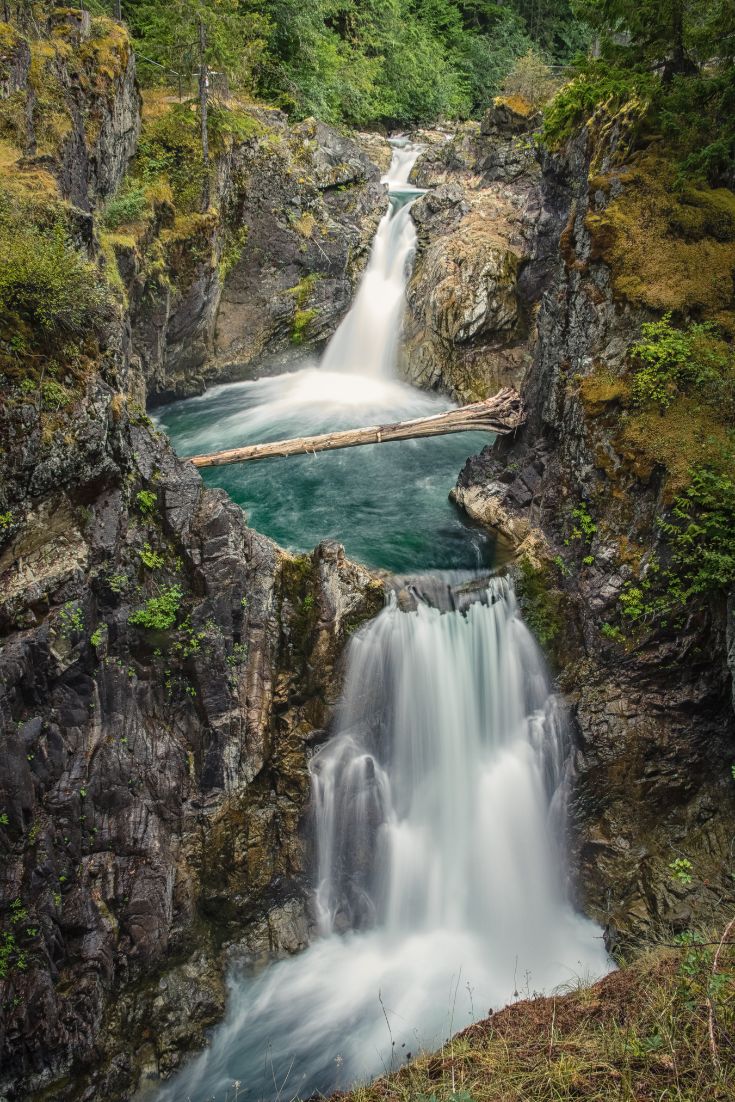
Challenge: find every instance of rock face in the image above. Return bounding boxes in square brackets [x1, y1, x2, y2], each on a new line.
[1, 15, 141, 210]
[130, 113, 387, 402]
[400, 106, 552, 401]
[452, 127, 735, 941]
[0, 22, 386, 1102]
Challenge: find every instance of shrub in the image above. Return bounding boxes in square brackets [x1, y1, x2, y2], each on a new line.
[542, 61, 655, 149]
[663, 467, 735, 598]
[630, 314, 735, 414]
[129, 585, 183, 631]
[102, 185, 149, 230]
[0, 203, 111, 339]
[138, 543, 164, 570]
[135, 489, 157, 515]
[502, 50, 558, 111]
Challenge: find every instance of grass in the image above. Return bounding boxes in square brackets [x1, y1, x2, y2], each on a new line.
[339, 929, 735, 1102]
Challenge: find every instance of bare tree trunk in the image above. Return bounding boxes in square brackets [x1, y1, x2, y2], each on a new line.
[189, 389, 525, 469]
[198, 18, 210, 211]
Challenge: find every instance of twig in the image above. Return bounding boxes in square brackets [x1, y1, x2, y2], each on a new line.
[378, 989, 395, 1073]
[706, 915, 735, 1071]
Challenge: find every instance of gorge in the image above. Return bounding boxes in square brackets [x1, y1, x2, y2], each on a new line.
[0, 5, 734, 1102]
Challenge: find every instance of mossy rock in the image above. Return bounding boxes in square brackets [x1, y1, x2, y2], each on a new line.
[585, 156, 735, 317]
[672, 186, 735, 243]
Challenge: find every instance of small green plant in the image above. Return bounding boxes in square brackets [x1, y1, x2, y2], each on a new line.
[0, 511, 13, 531]
[570, 503, 597, 544]
[129, 585, 183, 631]
[0, 812, 8, 826]
[108, 572, 128, 594]
[138, 543, 165, 570]
[600, 622, 624, 642]
[59, 602, 84, 639]
[90, 627, 104, 648]
[669, 857, 694, 886]
[102, 185, 149, 230]
[9, 899, 28, 925]
[226, 642, 248, 668]
[135, 489, 157, 515]
[582, 554, 595, 566]
[41, 379, 71, 410]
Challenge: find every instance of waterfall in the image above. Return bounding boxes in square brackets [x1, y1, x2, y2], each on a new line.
[155, 579, 610, 1102]
[320, 139, 423, 378]
[312, 578, 572, 943]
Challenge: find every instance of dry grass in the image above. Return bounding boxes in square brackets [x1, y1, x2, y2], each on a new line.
[339, 935, 735, 1102]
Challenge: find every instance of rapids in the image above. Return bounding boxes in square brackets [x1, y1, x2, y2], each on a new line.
[153, 139, 612, 1102]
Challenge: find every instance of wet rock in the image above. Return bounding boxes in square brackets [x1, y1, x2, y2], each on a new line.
[137, 114, 387, 402]
[451, 129, 735, 941]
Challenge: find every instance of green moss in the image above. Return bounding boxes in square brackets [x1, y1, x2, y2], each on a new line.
[288, 272, 319, 308]
[585, 156, 735, 317]
[515, 557, 563, 653]
[291, 307, 317, 345]
[281, 554, 319, 657]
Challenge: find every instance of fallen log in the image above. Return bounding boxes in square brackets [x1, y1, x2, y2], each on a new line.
[189, 387, 525, 469]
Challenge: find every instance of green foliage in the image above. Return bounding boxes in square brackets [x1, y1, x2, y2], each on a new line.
[138, 543, 165, 570]
[103, 184, 149, 230]
[570, 502, 597, 543]
[663, 467, 735, 598]
[630, 313, 734, 413]
[547, 3, 735, 184]
[0, 191, 111, 345]
[125, 0, 587, 126]
[129, 585, 183, 631]
[542, 60, 655, 148]
[135, 489, 157, 515]
[127, 0, 271, 89]
[0, 510, 13, 531]
[132, 102, 205, 213]
[90, 628, 103, 648]
[107, 572, 128, 594]
[59, 602, 84, 639]
[515, 557, 563, 651]
[600, 621, 624, 642]
[669, 857, 694, 886]
[502, 49, 559, 109]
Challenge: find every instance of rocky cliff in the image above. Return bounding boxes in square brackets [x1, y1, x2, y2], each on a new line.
[445, 102, 735, 941]
[0, 15, 384, 1100]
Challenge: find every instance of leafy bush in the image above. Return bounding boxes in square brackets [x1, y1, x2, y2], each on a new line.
[135, 489, 157, 515]
[502, 50, 559, 110]
[0, 198, 111, 340]
[663, 467, 735, 598]
[542, 60, 655, 148]
[129, 585, 183, 631]
[630, 314, 734, 414]
[103, 185, 149, 230]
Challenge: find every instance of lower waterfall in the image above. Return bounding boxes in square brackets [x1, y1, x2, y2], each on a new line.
[155, 578, 610, 1102]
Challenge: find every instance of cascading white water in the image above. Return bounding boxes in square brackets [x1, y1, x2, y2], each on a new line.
[320, 139, 424, 378]
[153, 132, 611, 1102]
[155, 579, 610, 1102]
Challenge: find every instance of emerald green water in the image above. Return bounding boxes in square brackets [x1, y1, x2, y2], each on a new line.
[154, 366, 496, 573]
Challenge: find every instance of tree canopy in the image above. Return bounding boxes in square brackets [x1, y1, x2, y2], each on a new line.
[120, 0, 587, 125]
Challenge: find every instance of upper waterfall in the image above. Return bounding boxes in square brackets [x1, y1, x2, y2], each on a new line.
[320, 138, 424, 378]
